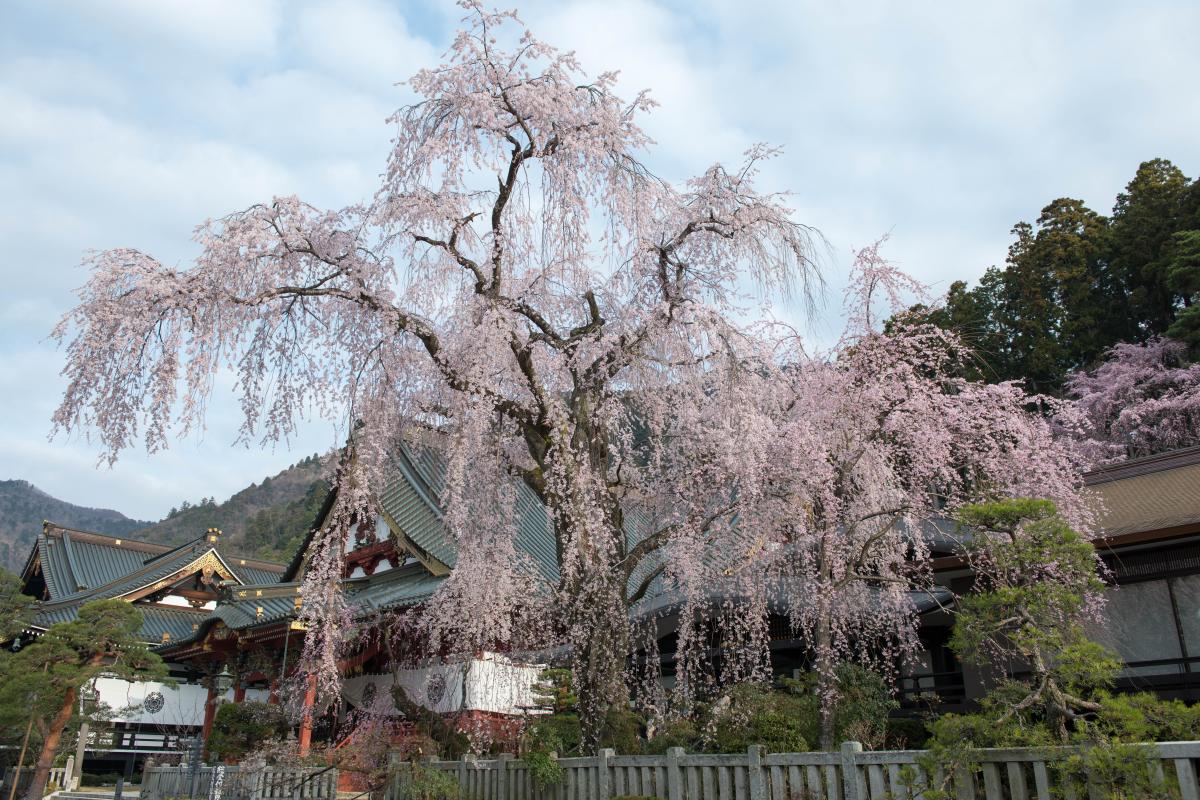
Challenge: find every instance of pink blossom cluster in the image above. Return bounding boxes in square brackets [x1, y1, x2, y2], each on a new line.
[1066, 337, 1200, 464]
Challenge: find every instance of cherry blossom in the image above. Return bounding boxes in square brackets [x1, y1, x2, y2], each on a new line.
[1066, 337, 1200, 464]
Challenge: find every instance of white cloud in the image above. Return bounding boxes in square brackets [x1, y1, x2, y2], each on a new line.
[59, 0, 285, 62]
[292, 0, 439, 89]
[2, 0, 1199, 517]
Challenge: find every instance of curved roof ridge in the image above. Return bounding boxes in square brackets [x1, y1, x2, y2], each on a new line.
[59, 531, 84, 591]
[394, 443, 446, 520]
[42, 522, 174, 554]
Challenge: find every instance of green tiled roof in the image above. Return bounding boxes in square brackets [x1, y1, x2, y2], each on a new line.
[36, 527, 172, 599]
[53, 543, 211, 605]
[29, 524, 286, 604]
[23, 523, 288, 645]
[209, 590, 300, 630]
[163, 568, 442, 651]
[139, 606, 211, 643]
[31, 601, 211, 645]
[379, 444, 560, 581]
[346, 563, 445, 612]
[380, 447, 455, 568]
[240, 566, 282, 584]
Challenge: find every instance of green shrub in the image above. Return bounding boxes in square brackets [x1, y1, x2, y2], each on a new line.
[398, 764, 459, 800]
[825, 664, 897, 750]
[524, 668, 646, 757]
[710, 683, 813, 754]
[206, 701, 289, 761]
[643, 715, 702, 754]
[524, 750, 565, 789]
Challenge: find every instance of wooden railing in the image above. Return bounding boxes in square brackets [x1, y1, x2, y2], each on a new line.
[141, 764, 338, 800]
[387, 741, 1200, 800]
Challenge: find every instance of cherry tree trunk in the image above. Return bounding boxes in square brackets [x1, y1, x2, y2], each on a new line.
[815, 617, 837, 751]
[23, 688, 75, 800]
[567, 556, 632, 753]
[576, 614, 631, 752]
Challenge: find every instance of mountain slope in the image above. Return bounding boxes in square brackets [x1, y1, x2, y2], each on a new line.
[0, 454, 332, 572]
[131, 454, 331, 562]
[0, 480, 153, 571]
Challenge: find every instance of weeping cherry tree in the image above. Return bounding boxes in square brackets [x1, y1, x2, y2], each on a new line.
[51, 3, 820, 748]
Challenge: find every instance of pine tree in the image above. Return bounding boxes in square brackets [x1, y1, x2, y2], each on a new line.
[0, 600, 167, 800]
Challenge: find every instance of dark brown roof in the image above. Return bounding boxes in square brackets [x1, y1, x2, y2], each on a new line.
[1084, 447, 1200, 539]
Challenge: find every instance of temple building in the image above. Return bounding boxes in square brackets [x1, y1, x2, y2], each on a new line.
[11, 445, 551, 782]
[9, 443, 1200, 780]
[906, 445, 1200, 709]
[17, 524, 284, 778]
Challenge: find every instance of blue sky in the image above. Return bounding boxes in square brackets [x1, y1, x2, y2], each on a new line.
[2, 0, 1198, 520]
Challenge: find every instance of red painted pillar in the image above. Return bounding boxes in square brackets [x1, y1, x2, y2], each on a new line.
[200, 684, 217, 745]
[297, 674, 317, 756]
[268, 680, 279, 705]
[233, 683, 246, 703]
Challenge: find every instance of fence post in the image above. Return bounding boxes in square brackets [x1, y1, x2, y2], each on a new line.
[459, 754, 471, 798]
[251, 765, 265, 800]
[597, 748, 615, 800]
[840, 742, 863, 800]
[664, 748, 683, 800]
[746, 746, 765, 800]
[497, 753, 512, 800]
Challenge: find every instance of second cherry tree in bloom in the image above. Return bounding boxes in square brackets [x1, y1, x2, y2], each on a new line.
[656, 242, 1093, 747]
[1067, 336, 1200, 464]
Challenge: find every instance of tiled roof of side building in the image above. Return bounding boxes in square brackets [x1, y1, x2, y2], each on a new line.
[135, 605, 212, 644]
[31, 524, 175, 599]
[1084, 446, 1200, 539]
[27, 523, 287, 602]
[163, 567, 444, 652]
[32, 601, 211, 645]
[212, 591, 301, 630]
[22, 523, 288, 644]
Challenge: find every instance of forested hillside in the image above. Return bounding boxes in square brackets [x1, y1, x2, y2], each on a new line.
[0, 454, 331, 571]
[0, 480, 152, 571]
[130, 454, 331, 562]
[921, 158, 1200, 393]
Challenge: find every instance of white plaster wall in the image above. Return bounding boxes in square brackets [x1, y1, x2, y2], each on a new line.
[462, 653, 544, 714]
[342, 652, 543, 716]
[93, 677, 269, 726]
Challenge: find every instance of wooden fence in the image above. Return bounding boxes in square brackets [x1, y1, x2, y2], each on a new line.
[0, 766, 72, 798]
[141, 764, 338, 800]
[387, 741, 1200, 800]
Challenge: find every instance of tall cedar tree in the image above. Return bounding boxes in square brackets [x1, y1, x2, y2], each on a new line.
[924, 159, 1200, 393]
